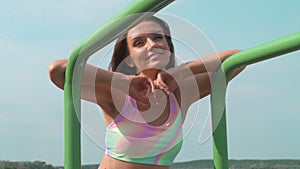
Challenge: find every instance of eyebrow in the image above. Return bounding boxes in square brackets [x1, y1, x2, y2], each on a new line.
[128, 31, 164, 41]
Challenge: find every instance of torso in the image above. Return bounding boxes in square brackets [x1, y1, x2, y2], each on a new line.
[98, 89, 184, 169]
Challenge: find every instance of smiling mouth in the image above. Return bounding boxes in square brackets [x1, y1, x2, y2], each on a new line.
[147, 53, 162, 59]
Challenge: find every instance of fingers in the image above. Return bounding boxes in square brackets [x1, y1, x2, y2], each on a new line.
[136, 91, 149, 104]
[129, 86, 148, 104]
[129, 75, 172, 104]
[129, 76, 150, 104]
[147, 78, 155, 93]
[156, 74, 170, 95]
[145, 83, 151, 99]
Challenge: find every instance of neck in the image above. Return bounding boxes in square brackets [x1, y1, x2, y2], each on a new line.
[137, 68, 160, 80]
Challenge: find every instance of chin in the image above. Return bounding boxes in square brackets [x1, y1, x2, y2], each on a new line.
[152, 59, 169, 68]
[149, 62, 169, 70]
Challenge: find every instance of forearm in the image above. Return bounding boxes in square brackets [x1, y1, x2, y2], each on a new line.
[229, 65, 246, 80]
[89, 65, 130, 92]
[170, 50, 241, 82]
[49, 59, 130, 92]
[81, 64, 130, 104]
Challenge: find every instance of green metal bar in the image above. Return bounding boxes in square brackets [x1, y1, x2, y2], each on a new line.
[64, 1, 174, 169]
[211, 31, 300, 169]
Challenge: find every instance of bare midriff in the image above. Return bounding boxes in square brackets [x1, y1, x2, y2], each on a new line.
[98, 154, 170, 169]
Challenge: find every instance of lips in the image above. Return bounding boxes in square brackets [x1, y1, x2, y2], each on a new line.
[147, 52, 162, 59]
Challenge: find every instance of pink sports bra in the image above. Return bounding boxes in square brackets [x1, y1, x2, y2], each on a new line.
[105, 94, 183, 166]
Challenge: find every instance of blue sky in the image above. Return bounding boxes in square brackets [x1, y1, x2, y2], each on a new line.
[1, 0, 300, 166]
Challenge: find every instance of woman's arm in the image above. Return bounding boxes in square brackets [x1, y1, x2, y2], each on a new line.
[174, 50, 242, 82]
[155, 50, 246, 105]
[48, 59, 152, 106]
[156, 50, 243, 92]
[179, 66, 246, 105]
[48, 59, 67, 90]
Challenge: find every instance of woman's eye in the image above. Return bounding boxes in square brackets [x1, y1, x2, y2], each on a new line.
[153, 34, 163, 41]
[133, 40, 144, 47]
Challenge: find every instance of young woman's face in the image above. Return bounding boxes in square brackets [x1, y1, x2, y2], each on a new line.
[126, 21, 171, 72]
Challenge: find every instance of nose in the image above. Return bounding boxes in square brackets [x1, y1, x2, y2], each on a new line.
[146, 37, 158, 50]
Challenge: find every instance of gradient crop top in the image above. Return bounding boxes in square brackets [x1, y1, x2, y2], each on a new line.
[105, 94, 183, 166]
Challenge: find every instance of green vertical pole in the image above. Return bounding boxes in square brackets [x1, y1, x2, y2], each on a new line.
[64, 1, 174, 169]
[211, 31, 300, 169]
[211, 65, 229, 169]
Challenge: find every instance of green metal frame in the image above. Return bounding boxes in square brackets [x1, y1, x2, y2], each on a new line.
[211, 31, 300, 169]
[64, 1, 174, 169]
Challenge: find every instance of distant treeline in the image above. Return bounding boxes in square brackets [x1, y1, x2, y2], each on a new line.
[2, 159, 300, 169]
[0, 160, 58, 169]
[171, 159, 300, 169]
[80, 160, 300, 169]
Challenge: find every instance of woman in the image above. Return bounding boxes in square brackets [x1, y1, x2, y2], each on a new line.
[49, 16, 244, 169]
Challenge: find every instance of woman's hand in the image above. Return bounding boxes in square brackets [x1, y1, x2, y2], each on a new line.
[154, 71, 178, 96]
[127, 75, 155, 104]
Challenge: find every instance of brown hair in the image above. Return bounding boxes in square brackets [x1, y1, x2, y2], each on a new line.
[109, 16, 175, 75]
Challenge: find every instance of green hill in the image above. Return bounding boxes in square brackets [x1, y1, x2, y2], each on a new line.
[0, 160, 56, 169]
[171, 159, 300, 169]
[81, 159, 300, 169]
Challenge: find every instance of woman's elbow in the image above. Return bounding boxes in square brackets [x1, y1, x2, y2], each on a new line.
[48, 59, 68, 89]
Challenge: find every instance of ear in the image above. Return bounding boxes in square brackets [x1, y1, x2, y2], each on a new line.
[124, 56, 136, 68]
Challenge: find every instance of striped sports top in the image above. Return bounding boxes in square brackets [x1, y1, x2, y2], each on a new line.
[105, 94, 183, 166]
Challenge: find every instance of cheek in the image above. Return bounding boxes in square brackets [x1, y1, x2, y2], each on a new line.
[161, 48, 171, 61]
[130, 50, 147, 66]
[131, 49, 146, 58]
[164, 53, 171, 66]
[161, 39, 170, 50]
[163, 51, 171, 68]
